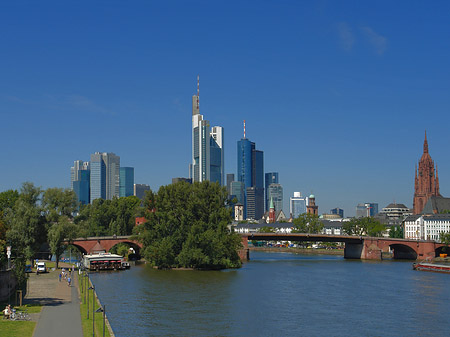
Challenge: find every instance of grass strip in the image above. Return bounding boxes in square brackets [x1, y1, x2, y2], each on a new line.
[78, 275, 112, 337]
[0, 320, 36, 337]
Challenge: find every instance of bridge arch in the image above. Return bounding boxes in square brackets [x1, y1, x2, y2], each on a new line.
[435, 246, 449, 257]
[388, 244, 418, 260]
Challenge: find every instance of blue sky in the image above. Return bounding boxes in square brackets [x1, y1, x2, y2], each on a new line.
[2, 1, 450, 216]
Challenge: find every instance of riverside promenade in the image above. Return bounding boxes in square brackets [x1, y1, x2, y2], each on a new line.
[25, 264, 83, 337]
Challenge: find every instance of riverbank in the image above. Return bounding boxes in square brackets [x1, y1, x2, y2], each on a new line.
[249, 246, 345, 255]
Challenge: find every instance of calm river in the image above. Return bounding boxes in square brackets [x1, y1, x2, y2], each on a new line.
[90, 251, 450, 336]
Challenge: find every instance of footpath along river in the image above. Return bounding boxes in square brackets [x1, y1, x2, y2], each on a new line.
[90, 251, 450, 336]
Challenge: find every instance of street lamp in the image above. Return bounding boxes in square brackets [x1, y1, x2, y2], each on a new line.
[83, 273, 89, 304]
[88, 285, 95, 336]
[95, 305, 106, 337]
[88, 285, 94, 319]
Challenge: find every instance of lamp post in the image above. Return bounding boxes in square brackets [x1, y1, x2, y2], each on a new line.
[95, 305, 105, 337]
[87, 285, 95, 336]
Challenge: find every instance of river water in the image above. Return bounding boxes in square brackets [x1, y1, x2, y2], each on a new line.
[90, 251, 450, 336]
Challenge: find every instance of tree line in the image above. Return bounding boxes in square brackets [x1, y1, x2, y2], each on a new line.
[0, 182, 143, 287]
[0, 180, 243, 288]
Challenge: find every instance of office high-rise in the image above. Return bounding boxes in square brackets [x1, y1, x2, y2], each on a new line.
[230, 181, 244, 204]
[226, 174, 235, 195]
[134, 184, 150, 200]
[190, 77, 224, 185]
[267, 183, 283, 212]
[237, 125, 264, 219]
[356, 203, 379, 218]
[265, 172, 279, 211]
[119, 167, 134, 197]
[90, 152, 120, 203]
[71, 160, 90, 206]
[290, 192, 307, 218]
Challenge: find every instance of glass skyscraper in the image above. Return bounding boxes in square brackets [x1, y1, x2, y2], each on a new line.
[267, 183, 283, 212]
[237, 136, 264, 219]
[119, 167, 134, 197]
[265, 172, 279, 211]
[90, 152, 120, 203]
[73, 170, 90, 206]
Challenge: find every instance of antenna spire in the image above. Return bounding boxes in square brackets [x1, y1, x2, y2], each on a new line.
[244, 120, 246, 139]
[196, 75, 200, 110]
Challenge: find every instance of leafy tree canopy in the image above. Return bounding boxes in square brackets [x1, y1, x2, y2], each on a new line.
[389, 225, 404, 239]
[136, 181, 242, 270]
[343, 217, 386, 237]
[292, 213, 323, 234]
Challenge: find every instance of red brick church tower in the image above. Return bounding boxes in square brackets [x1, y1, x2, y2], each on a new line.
[413, 132, 440, 214]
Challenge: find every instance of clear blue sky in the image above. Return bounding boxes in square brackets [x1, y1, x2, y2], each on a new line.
[2, 1, 450, 216]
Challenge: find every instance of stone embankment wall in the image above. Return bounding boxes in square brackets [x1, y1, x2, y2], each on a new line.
[0, 269, 17, 302]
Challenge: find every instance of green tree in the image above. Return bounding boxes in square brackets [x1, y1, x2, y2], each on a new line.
[136, 181, 242, 269]
[42, 188, 77, 223]
[47, 217, 78, 268]
[6, 182, 46, 261]
[389, 225, 404, 238]
[292, 213, 323, 234]
[6, 183, 45, 288]
[440, 232, 450, 252]
[343, 217, 386, 237]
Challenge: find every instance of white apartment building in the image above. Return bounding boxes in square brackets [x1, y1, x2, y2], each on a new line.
[404, 214, 450, 241]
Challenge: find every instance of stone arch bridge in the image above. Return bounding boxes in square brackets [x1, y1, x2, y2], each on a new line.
[240, 233, 446, 261]
[64, 236, 143, 255]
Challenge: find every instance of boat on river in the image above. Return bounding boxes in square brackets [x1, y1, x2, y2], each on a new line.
[413, 261, 450, 273]
[83, 252, 128, 271]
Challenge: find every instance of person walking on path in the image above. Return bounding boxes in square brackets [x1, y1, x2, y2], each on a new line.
[59, 273, 62, 282]
[67, 276, 71, 287]
[32, 264, 83, 337]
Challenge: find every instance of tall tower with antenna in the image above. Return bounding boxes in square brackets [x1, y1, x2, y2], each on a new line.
[190, 76, 224, 184]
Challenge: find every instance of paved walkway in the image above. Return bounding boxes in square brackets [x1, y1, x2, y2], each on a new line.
[25, 265, 83, 337]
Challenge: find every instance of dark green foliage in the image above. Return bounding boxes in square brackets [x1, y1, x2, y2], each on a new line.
[42, 188, 77, 223]
[136, 181, 242, 269]
[292, 213, 323, 234]
[343, 217, 386, 237]
[75, 196, 141, 237]
[389, 225, 404, 238]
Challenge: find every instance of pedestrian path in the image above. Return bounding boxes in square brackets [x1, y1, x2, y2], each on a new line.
[31, 270, 83, 337]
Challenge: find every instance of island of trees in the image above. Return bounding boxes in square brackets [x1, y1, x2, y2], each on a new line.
[0, 180, 243, 293]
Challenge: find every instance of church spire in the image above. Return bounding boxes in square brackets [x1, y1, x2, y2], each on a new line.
[423, 130, 428, 154]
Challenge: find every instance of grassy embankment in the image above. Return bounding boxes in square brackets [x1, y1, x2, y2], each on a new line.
[0, 304, 42, 337]
[78, 275, 112, 337]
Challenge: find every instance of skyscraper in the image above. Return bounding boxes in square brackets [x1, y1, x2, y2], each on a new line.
[226, 173, 235, 195]
[267, 183, 283, 212]
[90, 152, 120, 203]
[246, 186, 264, 220]
[71, 160, 90, 206]
[190, 76, 224, 185]
[134, 184, 150, 200]
[230, 181, 244, 204]
[119, 167, 134, 197]
[237, 123, 264, 219]
[265, 172, 279, 211]
[331, 207, 344, 218]
[290, 192, 307, 218]
[355, 203, 378, 218]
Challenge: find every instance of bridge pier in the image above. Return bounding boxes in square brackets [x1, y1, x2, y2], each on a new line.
[239, 236, 249, 261]
[344, 243, 364, 259]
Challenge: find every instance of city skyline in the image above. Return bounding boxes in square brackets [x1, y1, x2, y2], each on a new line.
[2, 1, 450, 216]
